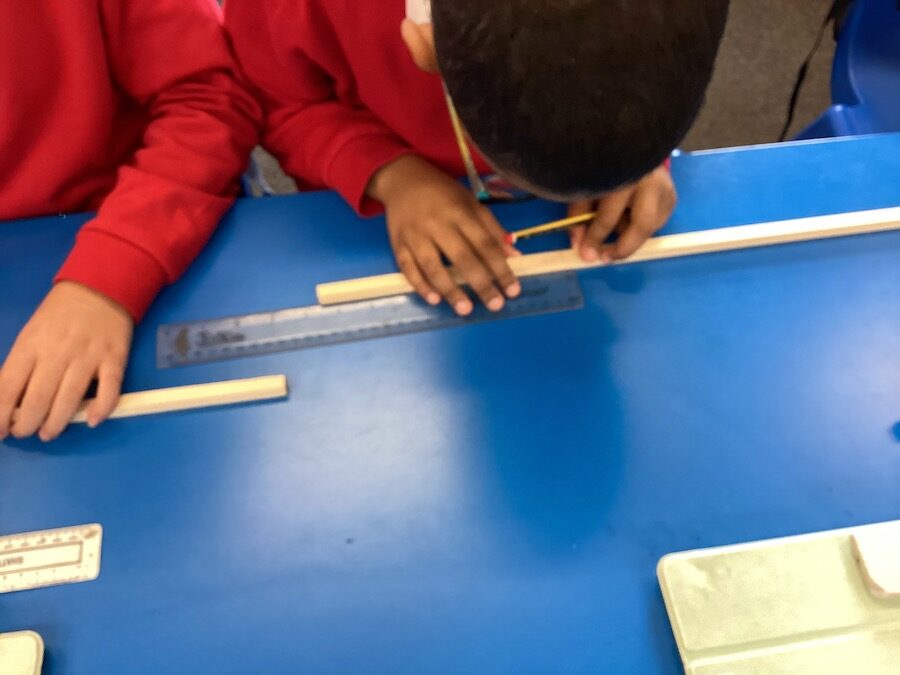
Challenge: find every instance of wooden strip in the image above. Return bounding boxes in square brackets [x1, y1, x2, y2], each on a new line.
[317, 206, 900, 305]
[70, 375, 288, 424]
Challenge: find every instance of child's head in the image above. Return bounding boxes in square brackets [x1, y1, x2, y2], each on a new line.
[403, 0, 729, 200]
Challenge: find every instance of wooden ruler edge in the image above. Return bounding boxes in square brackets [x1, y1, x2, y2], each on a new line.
[316, 206, 900, 305]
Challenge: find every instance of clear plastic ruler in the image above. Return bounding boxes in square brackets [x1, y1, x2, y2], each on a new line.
[0, 524, 102, 594]
[157, 272, 584, 368]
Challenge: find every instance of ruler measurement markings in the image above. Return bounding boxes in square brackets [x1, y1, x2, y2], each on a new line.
[158, 273, 584, 368]
[0, 525, 102, 594]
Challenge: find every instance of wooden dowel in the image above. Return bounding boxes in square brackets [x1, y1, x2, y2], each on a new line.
[316, 206, 900, 306]
[70, 375, 288, 424]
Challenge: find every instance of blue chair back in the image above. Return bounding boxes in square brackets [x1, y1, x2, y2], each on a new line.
[796, 0, 900, 139]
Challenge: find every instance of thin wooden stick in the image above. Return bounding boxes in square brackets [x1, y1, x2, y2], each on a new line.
[70, 375, 288, 424]
[316, 206, 900, 305]
[505, 212, 595, 244]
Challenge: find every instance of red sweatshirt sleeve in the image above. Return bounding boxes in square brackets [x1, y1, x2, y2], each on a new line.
[55, 0, 262, 322]
[225, 0, 413, 217]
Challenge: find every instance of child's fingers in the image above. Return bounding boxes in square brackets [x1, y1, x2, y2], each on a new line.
[568, 200, 594, 217]
[0, 351, 36, 439]
[476, 207, 512, 247]
[39, 361, 96, 441]
[567, 200, 593, 250]
[475, 206, 506, 243]
[476, 207, 522, 259]
[503, 242, 523, 258]
[435, 230, 505, 312]
[11, 359, 67, 438]
[580, 190, 632, 262]
[395, 246, 440, 305]
[86, 359, 125, 428]
[413, 242, 474, 316]
[569, 225, 587, 250]
[607, 190, 666, 260]
[459, 218, 521, 298]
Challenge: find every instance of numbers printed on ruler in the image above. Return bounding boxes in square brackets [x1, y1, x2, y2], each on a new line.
[157, 272, 585, 368]
[0, 524, 103, 594]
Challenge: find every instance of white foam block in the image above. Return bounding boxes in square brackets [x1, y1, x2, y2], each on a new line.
[0, 631, 44, 675]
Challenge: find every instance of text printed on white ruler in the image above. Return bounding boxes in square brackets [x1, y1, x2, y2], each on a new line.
[0, 524, 102, 594]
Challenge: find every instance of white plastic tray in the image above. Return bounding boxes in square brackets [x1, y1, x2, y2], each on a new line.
[659, 520, 900, 674]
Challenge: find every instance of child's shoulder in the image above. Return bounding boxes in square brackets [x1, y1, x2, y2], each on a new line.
[270, 0, 402, 27]
[275, 0, 405, 45]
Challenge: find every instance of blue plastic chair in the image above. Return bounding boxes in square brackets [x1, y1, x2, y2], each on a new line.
[796, 0, 900, 139]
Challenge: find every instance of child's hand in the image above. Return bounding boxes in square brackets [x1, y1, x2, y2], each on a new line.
[369, 155, 521, 315]
[0, 282, 133, 442]
[568, 165, 676, 263]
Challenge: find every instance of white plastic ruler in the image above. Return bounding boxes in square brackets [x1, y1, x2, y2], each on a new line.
[0, 524, 102, 594]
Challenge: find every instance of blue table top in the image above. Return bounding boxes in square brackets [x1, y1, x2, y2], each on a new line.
[1, 134, 899, 674]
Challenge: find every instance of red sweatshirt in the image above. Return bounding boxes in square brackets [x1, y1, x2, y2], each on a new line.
[225, 0, 490, 217]
[0, 1, 261, 321]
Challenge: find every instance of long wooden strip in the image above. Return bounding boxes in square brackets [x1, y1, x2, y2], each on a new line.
[316, 206, 900, 305]
[70, 375, 288, 424]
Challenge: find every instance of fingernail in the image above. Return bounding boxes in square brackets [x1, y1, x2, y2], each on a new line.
[582, 247, 599, 262]
[455, 300, 473, 316]
[426, 292, 441, 305]
[506, 282, 521, 298]
[88, 419, 98, 429]
[600, 250, 613, 264]
[487, 297, 504, 312]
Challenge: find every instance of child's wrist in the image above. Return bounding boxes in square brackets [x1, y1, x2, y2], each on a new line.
[367, 155, 418, 204]
[367, 154, 441, 205]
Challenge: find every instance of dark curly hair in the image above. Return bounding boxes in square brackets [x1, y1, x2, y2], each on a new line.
[432, 0, 729, 196]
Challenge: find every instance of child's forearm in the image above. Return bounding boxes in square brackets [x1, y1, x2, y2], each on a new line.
[56, 0, 264, 322]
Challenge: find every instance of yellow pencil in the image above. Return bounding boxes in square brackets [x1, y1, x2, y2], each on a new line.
[504, 212, 596, 245]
